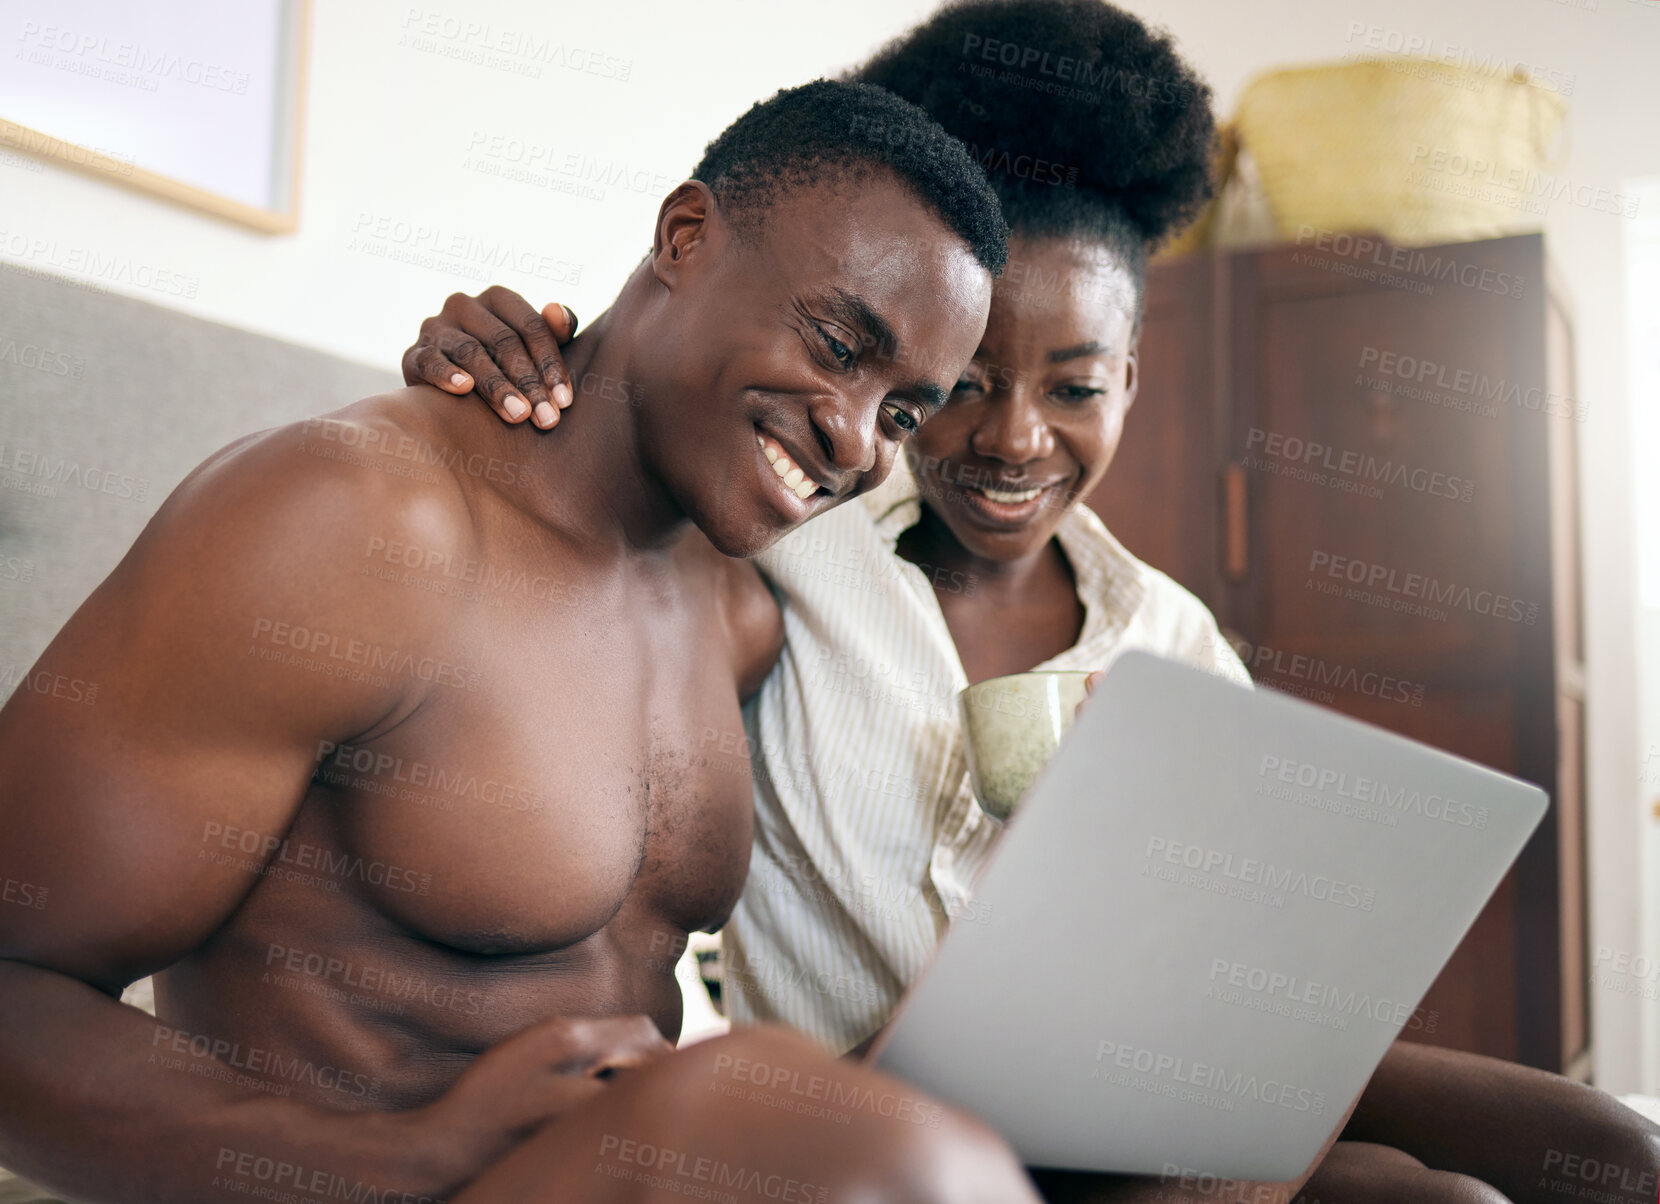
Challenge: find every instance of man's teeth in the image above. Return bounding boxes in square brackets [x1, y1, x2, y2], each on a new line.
[757, 433, 819, 500]
[974, 483, 1045, 504]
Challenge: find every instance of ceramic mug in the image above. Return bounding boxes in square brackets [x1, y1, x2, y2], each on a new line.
[958, 670, 1091, 822]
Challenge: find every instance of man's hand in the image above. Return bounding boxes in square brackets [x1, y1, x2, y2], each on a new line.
[412, 1014, 672, 1188]
[402, 286, 578, 428]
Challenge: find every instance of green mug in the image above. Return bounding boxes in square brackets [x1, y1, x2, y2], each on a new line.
[958, 670, 1092, 823]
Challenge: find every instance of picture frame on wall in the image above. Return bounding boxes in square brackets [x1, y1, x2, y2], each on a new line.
[0, 0, 310, 234]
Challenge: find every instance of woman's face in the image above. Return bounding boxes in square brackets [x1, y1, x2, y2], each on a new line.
[906, 233, 1139, 563]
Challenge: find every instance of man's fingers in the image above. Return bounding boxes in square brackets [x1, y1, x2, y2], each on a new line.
[442, 332, 531, 422]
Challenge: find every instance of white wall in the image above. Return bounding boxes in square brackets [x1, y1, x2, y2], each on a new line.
[2, 0, 1655, 1089]
[1631, 181, 1660, 1094]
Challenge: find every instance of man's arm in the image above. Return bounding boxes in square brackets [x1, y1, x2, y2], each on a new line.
[0, 408, 662, 1203]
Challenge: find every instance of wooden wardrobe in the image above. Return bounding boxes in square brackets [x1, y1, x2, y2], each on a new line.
[1088, 233, 1589, 1076]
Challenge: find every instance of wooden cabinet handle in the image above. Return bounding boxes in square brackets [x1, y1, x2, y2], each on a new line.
[1223, 462, 1248, 582]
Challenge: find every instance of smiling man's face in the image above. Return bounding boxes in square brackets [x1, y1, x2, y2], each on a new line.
[631, 173, 994, 558]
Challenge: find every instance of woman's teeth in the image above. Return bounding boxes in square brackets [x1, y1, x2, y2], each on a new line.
[757, 433, 820, 500]
[973, 483, 1046, 504]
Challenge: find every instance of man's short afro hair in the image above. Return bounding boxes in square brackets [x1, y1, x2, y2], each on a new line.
[851, 0, 1217, 267]
[690, 78, 1008, 276]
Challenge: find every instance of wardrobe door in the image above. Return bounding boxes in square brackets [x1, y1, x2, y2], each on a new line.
[1223, 234, 1573, 1070]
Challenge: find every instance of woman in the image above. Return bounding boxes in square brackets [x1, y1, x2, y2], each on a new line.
[401, 2, 1658, 1200]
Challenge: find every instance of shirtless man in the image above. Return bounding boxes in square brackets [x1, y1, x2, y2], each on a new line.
[0, 81, 1039, 1203]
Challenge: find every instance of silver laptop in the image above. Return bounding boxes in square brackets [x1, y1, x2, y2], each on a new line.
[872, 651, 1546, 1181]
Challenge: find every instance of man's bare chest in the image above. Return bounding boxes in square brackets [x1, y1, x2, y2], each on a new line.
[298, 575, 756, 959]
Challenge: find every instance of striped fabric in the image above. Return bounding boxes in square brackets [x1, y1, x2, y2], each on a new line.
[727, 460, 1251, 1051]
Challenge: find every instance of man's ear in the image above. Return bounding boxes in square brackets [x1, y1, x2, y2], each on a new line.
[651, 181, 720, 288]
[1122, 345, 1139, 416]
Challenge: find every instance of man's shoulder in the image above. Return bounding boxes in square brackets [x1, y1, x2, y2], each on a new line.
[285, 387, 537, 498]
[179, 389, 478, 538]
[132, 389, 485, 634]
